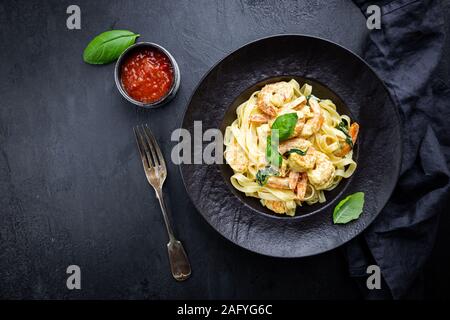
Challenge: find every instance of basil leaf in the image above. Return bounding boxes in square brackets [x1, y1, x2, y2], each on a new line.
[266, 135, 282, 168]
[336, 120, 353, 148]
[333, 192, 365, 224]
[256, 166, 279, 186]
[336, 120, 348, 133]
[341, 118, 349, 127]
[345, 136, 354, 148]
[83, 30, 140, 64]
[285, 148, 308, 156]
[271, 113, 298, 141]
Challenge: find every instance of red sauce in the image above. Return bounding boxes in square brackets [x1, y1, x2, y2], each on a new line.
[121, 48, 174, 104]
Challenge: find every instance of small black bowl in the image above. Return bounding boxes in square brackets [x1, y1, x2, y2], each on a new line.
[114, 42, 180, 108]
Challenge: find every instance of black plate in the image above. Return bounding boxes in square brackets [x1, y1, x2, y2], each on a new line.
[180, 35, 401, 257]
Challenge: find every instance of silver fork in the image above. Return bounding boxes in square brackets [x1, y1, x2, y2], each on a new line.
[133, 124, 191, 281]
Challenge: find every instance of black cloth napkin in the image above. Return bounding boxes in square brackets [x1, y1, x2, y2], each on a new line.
[348, 0, 450, 299]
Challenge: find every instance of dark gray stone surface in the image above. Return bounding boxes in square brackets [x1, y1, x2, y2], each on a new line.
[0, 0, 448, 299]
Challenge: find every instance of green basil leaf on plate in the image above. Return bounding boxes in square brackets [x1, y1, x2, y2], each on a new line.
[333, 192, 365, 224]
[271, 113, 298, 141]
[285, 148, 308, 156]
[256, 166, 279, 186]
[336, 120, 354, 148]
[83, 30, 140, 64]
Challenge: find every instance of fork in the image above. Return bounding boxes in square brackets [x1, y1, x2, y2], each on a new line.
[133, 124, 191, 281]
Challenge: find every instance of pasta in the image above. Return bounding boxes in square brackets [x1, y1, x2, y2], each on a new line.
[224, 80, 359, 216]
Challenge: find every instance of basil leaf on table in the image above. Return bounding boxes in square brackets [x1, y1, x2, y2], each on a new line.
[271, 113, 298, 141]
[83, 30, 140, 64]
[333, 192, 365, 224]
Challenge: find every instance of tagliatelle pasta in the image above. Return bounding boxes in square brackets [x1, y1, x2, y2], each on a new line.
[224, 79, 359, 216]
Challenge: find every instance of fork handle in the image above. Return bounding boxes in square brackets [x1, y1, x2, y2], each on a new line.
[155, 189, 176, 242]
[155, 189, 191, 281]
[167, 240, 191, 281]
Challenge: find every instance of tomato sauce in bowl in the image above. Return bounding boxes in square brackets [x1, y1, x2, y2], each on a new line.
[121, 48, 174, 103]
[115, 42, 180, 108]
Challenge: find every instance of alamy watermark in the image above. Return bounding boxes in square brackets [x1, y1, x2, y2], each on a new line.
[66, 5, 81, 30]
[171, 122, 223, 165]
[170, 121, 282, 168]
[366, 5, 381, 30]
[66, 265, 81, 290]
[366, 265, 381, 290]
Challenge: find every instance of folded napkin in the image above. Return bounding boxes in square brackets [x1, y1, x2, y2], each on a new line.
[348, 0, 450, 299]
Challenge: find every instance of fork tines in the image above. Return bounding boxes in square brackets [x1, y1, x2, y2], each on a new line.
[133, 124, 166, 169]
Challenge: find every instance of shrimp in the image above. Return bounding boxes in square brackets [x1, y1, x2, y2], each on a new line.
[291, 118, 306, 137]
[335, 122, 359, 157]
[307, 152, 335, 190]
[278, 137, 312, 155]
[288, 171, 300, 190]
[295, 172, 308, 200]
[301, 98, 323, 137]
[266, 170, 299, 190]
[266, 176, 291, 189]
[264, 200, 288, 214]
[288, 148, 317, 172]
[249, 114, 270, 124]
[224, 143, 248, 173]
[257, 82, 294, 117]
[278, 137, 316, 172]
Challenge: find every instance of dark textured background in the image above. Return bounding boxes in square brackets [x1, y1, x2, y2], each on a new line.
[0, 0, 448, 299]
